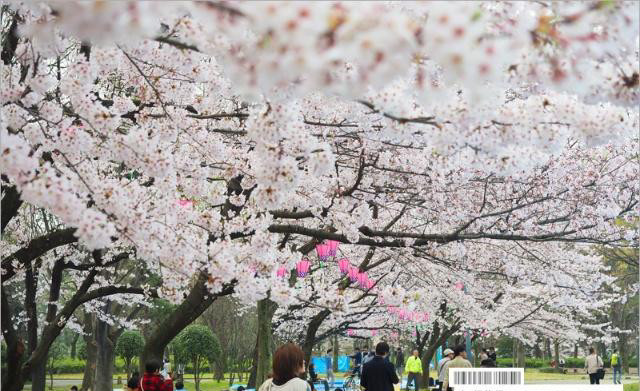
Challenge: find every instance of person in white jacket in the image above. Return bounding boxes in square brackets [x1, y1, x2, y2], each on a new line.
[259, 343, 311, 391]
[584, 347, 604, 385]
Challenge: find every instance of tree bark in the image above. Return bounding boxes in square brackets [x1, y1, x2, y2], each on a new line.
[247, 336, 259, 389]
[516, 340, 525, 368]
[553, 339, 560, 369]
[332, 335, 339, 372]
[71, 333, 80, 359]
[140, 272, 233, 374]
[94, 303, 117, 391]
[1, 184, 23, 233]
[81, 312, 97, 391]
[26, 260, 47, 391]
[302, 309, 331, 364]
[255, 298, 278, 388]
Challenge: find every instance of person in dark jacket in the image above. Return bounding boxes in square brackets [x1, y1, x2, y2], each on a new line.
[350, 347, 363, 375]
[395, 347, 405, 377]
[361, 341, 399, 391]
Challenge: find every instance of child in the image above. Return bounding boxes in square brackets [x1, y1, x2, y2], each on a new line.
[175, 381, 187, 391]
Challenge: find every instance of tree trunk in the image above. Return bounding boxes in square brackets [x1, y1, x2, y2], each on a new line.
[516, 340, 525, 368]
[573, 344, 578, 359]
[553, 339, 560, 369]
[301, 309, 331, 364]
[512, 339, 517, 368]
[248, 337, 259, 389]
[140, 272, 231, 374]
[71, 333, 80, 359]
[94, 315, 117, 391]
[619, 333, 629, 374]
[544, 338, 552, 362]
[332, 335, 339, 372]
[195, 359, 201, 391]
[26, 261, 47, 391]
[2, 285, 27, 391]
[255, 299, 278, 388]
[81, 312, 97, 391]
[31, 362, 47, 391]
[533, 340, 542, 359]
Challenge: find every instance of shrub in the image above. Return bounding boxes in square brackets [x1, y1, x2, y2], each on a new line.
[116, 331, 145, 378]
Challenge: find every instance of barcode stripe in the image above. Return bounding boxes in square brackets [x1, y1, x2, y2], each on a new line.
[451, 369, 524, 385]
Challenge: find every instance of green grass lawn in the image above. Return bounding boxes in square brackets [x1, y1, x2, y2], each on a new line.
[36, 370, 640, 391]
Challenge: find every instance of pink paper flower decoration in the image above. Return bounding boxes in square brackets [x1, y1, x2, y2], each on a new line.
[348, 266, 359, 282]
[315, 243, 330, 260]
[297, 259, 310, 277]
[357, 272, 368, 288]
[276, 266, 287, 278]
[455, 281, 465, 291]
[326, 240, 339, 257]
[338, 258, 350, 274]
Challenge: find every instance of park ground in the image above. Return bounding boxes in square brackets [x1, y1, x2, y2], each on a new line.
[26, 370, 640, 391]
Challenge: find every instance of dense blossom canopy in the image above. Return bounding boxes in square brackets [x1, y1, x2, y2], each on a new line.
[1, 1, 638, 345]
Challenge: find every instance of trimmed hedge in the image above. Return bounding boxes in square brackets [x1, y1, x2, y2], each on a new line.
[52, 357, 128, 373]
[497, 357, 638, 369]
[51, 357, 217, 374]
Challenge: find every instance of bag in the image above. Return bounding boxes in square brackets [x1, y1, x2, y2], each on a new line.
[597, 368, 605, 380]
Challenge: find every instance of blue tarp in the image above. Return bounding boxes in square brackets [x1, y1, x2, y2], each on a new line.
[338, 355, 350, 372]
[312, 355, 351, 374]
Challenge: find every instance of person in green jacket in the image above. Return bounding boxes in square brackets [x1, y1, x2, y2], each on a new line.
[612, 350, 621, 384]
[404, 350, 422, 391]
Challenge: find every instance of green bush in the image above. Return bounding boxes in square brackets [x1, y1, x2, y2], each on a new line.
[497, 356, 638, 369]
[51, 357, 128, 373]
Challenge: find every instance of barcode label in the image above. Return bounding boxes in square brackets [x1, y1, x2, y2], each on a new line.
[450, 369, 524, 385]
[454, 386, 623, 391]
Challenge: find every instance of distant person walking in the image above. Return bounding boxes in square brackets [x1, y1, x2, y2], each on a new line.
[361, 341, 399, 391]
[436, 349, 454, 391]
[258, 343, 311, 391]
[584, 347, 604, 385]
[442, 345, 473, 391]
[395, 347, 405, 377]
[404, 350, 422, 391]
[611, 349, 622, 384]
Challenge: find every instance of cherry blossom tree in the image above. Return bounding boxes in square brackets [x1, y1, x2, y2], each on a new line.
[1, 2, 638, 390]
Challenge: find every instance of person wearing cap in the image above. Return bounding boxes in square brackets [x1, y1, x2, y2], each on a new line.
[442, 345, 472, 391]
[436, 349, 454, 391]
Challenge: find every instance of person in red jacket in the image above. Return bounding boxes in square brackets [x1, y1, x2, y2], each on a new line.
[140, 360, 174, 391]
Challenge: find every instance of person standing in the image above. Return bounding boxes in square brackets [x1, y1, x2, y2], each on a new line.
[258, 343, 311, 391]
[350, 347, 363, 376]
[488, 347, 497, 365]
[363, 350, 376, 366]
[584, 347, 604, 385]
[326, 349, 335, 387]
[404, 350, 422, 391]
[140, 360, 174, 391]
[360, 341, 399, 391]
[442, 345, 473, 391]
[395, 347, 405, 378]
[436, 349, 454, 391]
[611, 349, 622, 384]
